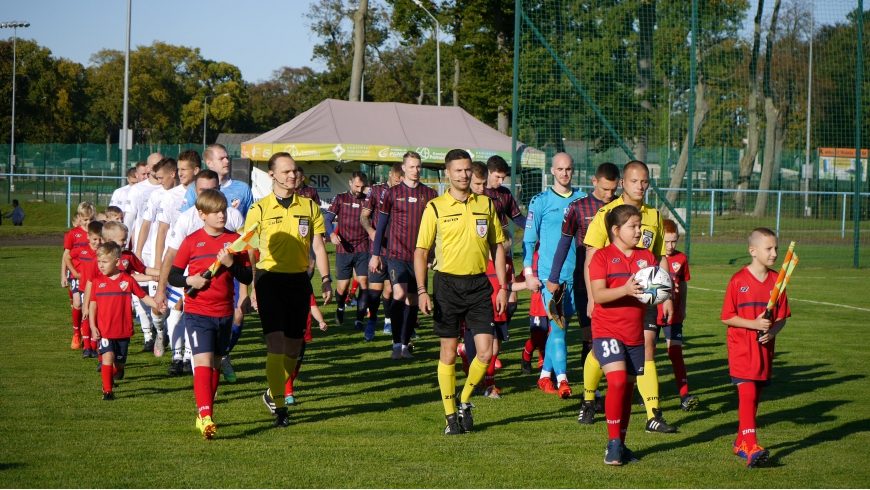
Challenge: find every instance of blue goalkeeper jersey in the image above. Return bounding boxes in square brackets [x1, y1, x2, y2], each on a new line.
[523, 187, 586, 284]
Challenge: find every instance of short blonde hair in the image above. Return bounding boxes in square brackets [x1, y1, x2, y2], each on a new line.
[77, 202, 95, 218]
[96, 242, 122, 261]
[195, 188, 228, 215]
[102, 221, 128, 239]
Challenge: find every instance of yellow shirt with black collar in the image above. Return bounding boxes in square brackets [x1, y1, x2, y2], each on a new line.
[245, 192, 325, 273]
[416, 191, 505, 275]
[583, 194, 666, 257]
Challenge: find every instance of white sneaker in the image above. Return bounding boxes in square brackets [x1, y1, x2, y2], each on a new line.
[401, 345, 413, 359]
[154, 333, 165, 357]
[390, 345, 402, 360]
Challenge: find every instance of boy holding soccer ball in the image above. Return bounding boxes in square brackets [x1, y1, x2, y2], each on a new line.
[721, 227, 790, 468]
[587, 205, 658, 465]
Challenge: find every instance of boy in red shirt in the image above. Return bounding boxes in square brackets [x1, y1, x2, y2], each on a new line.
[167, 189, 252, 440]
[588, 205, 656, 465]
[89, 242, 157, 401]
[66, 220, 103, 357]
[651, 219, 698, 411]
[721, 227, 790, 468]
[61, 203, 95, 349]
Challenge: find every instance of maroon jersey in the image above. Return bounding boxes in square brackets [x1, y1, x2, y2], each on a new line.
[378, 182, 438, 262]
[562, 194, 607, 248]
[363, 183, 390, 252]
[588, 244, 657, 346]
[173, 228, 250, 317]
[296, 184, 321, 205]
[64, 226, 89, 251]
[328, 191, 369, 254]
[70, 245, 97, 279]
[721, 267, 791, 381]
[657, 251, 690, 325]
[484, 186, 522, 228]
[93, 271, 147, 339]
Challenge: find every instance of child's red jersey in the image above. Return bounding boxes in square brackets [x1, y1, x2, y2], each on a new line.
[304, 294, 317, 342]
[172, 228, 250, 317]
[721, 266, 791, 381]
[588, 244, 657, 346]
[657, 250, 690, 325]
[64, 226, 89, 252]
[120, 250, 147, 275]
[529, 250, 546, 317]
[92, 271, 147, 339]
[70, 245, 97, 280]
[485, 260, 513, 323]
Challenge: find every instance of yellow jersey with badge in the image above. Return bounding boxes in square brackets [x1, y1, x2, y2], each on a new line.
[583, 195, 666, 257]
[245, 192, 325, 273]
[416, 192, 505, 275]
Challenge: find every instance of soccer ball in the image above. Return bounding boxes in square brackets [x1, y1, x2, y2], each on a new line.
[634, 266, 673, 306]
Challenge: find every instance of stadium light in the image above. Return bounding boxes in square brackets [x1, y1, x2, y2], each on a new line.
[121, 0, 131, 178]
[411, 0, 441, 106]
[203, 93, 229, 150]
[1, 21, 30, 192]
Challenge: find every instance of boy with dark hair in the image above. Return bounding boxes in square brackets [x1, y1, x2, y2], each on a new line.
[89, 242, 157, 401]
[105, 206, 124, 222]
[721, 227, 790, 468]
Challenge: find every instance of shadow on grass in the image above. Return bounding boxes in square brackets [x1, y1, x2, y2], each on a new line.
[0, 462, 25, 471]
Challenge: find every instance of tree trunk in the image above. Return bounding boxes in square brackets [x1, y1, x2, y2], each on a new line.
[772, 121, 786, 188]
[735, 0, 765, 213]
[417, 76, 425, 105]
[498, 106, 508, 135]
[106, 132, 111, 168]
[754, 0, 782, 218]
[348, 0, 368, 102]
[633, 0, 655, 164]
[453, 58, 460, 107]
[663, 75, 709, 217]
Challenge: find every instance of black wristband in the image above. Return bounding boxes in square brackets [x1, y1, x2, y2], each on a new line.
[322, 274, 332, 283]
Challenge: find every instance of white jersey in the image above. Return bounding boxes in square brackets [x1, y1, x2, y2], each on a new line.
[124, 180, 161, 243]
[110, 184, 131, 209]
[166, 205, 244, 252]
[139, 187, 167, 265]
[157, 185, 189, 228]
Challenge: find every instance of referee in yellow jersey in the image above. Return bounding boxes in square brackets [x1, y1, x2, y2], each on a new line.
[415, 149, 508, 435]
[246, 152, 333, 428]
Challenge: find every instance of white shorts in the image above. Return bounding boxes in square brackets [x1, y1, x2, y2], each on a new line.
[167, 285, 184, 308]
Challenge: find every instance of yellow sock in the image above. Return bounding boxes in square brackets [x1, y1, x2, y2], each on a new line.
[461, 357, 488, 403]
[583, 354, 604, 401]
[266, 353, 287, 409]
[283, 355, 298, 380]
[637, 360, 660, 419]
[437, 361, 457, 416]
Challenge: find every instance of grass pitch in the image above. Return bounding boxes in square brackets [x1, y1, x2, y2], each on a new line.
[0, 246, 868, 488]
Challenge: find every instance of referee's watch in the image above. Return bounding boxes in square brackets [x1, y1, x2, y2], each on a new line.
[499, 283, 510, 291]
[321, 274, 332, 283]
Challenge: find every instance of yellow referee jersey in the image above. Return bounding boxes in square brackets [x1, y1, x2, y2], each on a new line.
[583, 195, 666, 256]
[416, 192, 505, 275]
[245, 192, 325, 273]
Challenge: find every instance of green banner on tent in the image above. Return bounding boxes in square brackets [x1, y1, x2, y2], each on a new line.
[241, 142, 544, 168]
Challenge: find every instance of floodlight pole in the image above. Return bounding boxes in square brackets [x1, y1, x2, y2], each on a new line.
[413, 0, 441, 106]
[121, 0, 131, 177]
[1, 21, 29, 192]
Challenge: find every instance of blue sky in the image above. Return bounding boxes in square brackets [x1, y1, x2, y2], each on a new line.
[2, 0, 860, 84]
[2, 0, 321, 83]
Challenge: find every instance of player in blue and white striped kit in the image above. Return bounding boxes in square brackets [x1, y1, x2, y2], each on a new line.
[522, 152, 586, 398]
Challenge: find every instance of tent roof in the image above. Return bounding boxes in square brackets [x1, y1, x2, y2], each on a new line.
[241, 99, 543, 167]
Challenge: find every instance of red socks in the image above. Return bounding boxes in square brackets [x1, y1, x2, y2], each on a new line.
[211, 368, 220, 399]
[737, 382, 760, 447]
[524, 331, 547, 362]
[668, 345, 689, 396]
[101, 363, 113, 393]
[620, 381, 634, 443]
[522, 339, 534, 362]
[605, 370, 628, 441]
[484, 355, 497, 389]
[285, 359, 304, 396]
[194, 366, 214, 418]
[72, 308, 82, 335]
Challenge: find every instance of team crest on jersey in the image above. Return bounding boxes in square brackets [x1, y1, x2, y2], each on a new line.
[739, 286, 749, 293]
[641, 230, 654, 249]
[672, 262, 681, 272]
[122, 259, 130, 268]
[636, 259, 648, 269]
[231, 198, 241, 209]
[525, 211, 534, 229]
[299, 219, 310, 237]
[224, 242, 232, 248]
[612, 258, 621, 263]
[120, 281, 129, 291]
[476, 219, 488, 238]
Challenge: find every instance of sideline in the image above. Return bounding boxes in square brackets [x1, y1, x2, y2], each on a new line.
[689, 285, 870, 313]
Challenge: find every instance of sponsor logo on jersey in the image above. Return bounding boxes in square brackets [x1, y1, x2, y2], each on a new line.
[408, 197, 418, 203]
[231, 198, 240, 209]
[525, 211, 534, 229]
[98, 282, 106, 288]
[612, 258, 621, 263]
[299, 219, 309, 237]
[641, 229, 654, 249]
[396, 198, 405, 202]
[197, 242, 206, 247]
[352, 203, 360, 208]
[672, 262, 681, 272]
[636, 259, 648, 269]
[120, 281, 129, 291]
[739, 286, 749, 293]
[476, 219, 488, 238]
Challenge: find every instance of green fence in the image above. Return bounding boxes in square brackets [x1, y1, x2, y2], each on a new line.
[512, 0, 869, 267]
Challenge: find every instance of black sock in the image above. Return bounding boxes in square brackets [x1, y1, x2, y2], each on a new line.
[402, 304, 419, 345]
[368, 289, 382, 320]
[335, 292, 347, 323]
[356, 288, 369, 322]
[581, 340, 591, 366]
[506, 302, 518, 324]
[390, 300, 405, 344]
[383, 296, 393, 317]
[298, 341, 307, 365]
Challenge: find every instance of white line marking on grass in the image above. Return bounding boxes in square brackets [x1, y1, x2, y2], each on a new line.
[689, 286, 870, 312]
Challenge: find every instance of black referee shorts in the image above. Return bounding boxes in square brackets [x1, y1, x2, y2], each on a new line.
[255, 271, 313, 339]
[432, 272, 494, 339]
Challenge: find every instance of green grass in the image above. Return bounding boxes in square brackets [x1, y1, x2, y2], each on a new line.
[1, 246, 868, 487]
[0, 201, 73, 236]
